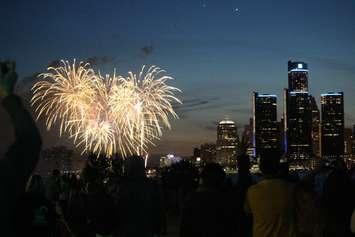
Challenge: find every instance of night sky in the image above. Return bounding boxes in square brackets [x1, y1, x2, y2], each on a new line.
[1, 0, 355, 156]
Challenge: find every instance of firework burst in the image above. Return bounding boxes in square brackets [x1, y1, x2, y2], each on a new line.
[31, 60, 181, 157]
[109, 66, 181, 155]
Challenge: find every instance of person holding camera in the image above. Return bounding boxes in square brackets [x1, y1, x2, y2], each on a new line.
[0, 61, 42, 235]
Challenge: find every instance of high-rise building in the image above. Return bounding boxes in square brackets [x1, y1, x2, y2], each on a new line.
[239, 118, 256, 159]
[241, 118, 253, 147]
[352, 125, 355, 156]
[253, 92, 279, 157]
[200, 143, 217, 164]
[216, 119, 239, 167]
[288, 61, 309, 92]
[193, 147, 201, 159]
[321, 92, 344, 158]
[280, 117, 286, 154]
[284, 90, 313, 161]
[344, 128, 353, 155]
[284, 61, 313, 165]
[310, 96, 321, 157]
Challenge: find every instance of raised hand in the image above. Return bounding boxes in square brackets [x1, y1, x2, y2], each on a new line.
[0, 61, 18, 98]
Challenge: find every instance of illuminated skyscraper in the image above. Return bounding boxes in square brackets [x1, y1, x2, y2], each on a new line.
[344, 128, 353, 155]
[216, 119, 239, 168]
[321, 92, 344, 158]
[284, 61, 313, 165]
[199, 143, 217, 164]
[284, 90, 313, 161]
[241, 118, 253, 147]
[310, 96, 321, 157]
[253, 92, 279, 157]
[288, 61, 309, 92]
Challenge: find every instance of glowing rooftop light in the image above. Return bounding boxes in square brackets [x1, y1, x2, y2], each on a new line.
[219, 120, 235, 125]
[289, 68, 309, 72]
[257, 94, 277, 97]
[321, 92, 343, 96]
[289, 91, 309, 94]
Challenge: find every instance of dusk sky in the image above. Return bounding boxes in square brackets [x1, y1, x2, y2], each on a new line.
[1, 0, 355, 156]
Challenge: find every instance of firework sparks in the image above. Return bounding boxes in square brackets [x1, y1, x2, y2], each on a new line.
[31, 60, 181, 157]
[110, 66, 182, 155]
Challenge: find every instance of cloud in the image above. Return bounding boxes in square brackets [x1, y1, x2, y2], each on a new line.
[178, 104, 219, 113]
[17, 72, 41, 95]
[47, 60, 62, 68]
[84, 56, 114, 66]
[141, 45, 154, 56]
[228, 107, 251, 114]
[174, 97, 220, 117]
[175, 97, 219, 109]
[345, 113, 355, 125]
[21, 72, 40, 84]
[47, 57, 114, 69]
[174, 98, 208, 109]
[19, 56, 115, 89]
[313, 57, 355, 73]
[203, 121, 219, 131]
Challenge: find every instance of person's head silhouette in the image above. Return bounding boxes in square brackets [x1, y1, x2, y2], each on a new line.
[200, 163, 225, 188]
[26, 175, 45, 196]
[124, 155, 146, 178]
[259, 150, 281, 176]
[237, 154, 251, 173]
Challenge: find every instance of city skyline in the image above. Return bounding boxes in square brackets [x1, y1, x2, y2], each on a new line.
[1, 0, 355, 156]
[1, 59, 352, 158]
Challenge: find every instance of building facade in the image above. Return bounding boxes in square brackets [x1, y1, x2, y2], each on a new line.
[321, 92, 344, 159]
[344, 128, 353, 155]
[288, 61, 309, 92]
[216, 119, 239, 168]
[310, 96, 321, 157]
[253, 92, 279, 157]
[284, 61, 313, 165]
[200, 143, 217, 164]
[284, 90, 313, 161]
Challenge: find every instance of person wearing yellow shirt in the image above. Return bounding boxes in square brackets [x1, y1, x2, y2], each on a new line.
[244, 152, 296, 237]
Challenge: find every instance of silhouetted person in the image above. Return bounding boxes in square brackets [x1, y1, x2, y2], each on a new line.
[234, 154, 254, 237]
[294, 177, 322, 237]
[0, 61, 42, 235]
[235, 154, 253, 188]
[320, 169, 355, 237]
[66, 176, 90, 237]
[46, 169, 62, 203]
[279, 161, 291, 181]
[180, 163, 234, 237]
[14, 175, 56, 236]
[244, 151, 296, 237]
[117, 155, 162, 237]
[351, 209, 355, 234]
[161, 160, 199, 215]
[87, 180, 116, 236]
[349, 167, 355, 183]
